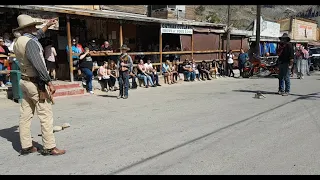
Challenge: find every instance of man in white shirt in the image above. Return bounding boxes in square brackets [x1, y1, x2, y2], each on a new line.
[144, 58, 161, 86]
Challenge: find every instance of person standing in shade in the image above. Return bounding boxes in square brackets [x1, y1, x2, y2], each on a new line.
[44, 39, 57, 80]
[277, 33, 294, 96]
[227, 50, 235, 77]
[13, 14, 65, 156]
[117, 44, 133, 99]
[79, 47, 94, 94]
[238, 48, 248, 77]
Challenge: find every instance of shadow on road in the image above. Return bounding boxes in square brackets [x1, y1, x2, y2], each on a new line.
[0, 125, 43, 153]
[97, 94, 118, 98]
[233, 90, 320, 100]
[107, 91, 319, 175]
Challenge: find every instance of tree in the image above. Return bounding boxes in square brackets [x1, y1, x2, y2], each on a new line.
[205, 11, 221, 23]
[195, 5, 205, 16]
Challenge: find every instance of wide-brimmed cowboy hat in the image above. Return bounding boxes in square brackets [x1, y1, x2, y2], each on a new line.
[279, 33, 291, 41]
[119, 44, 130, 51]
[13, 14, 43, 31]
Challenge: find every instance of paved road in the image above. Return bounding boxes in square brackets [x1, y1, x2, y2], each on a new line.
[0, 74, 320, 175]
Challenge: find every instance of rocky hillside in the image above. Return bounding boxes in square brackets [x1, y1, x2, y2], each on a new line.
[194, 5, 314, 29]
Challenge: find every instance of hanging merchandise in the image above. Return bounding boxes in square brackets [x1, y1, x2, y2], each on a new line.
[269, 43, 277, 55]
[260, 43, 264, 56]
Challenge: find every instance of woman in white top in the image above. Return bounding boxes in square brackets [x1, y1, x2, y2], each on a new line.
[97, 61, 110, 91]
[44, 40, 57, 80]
[227, 50, 235, 77]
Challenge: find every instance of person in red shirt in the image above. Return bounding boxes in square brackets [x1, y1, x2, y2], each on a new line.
[75, 36, 84, 53]
[0, 37, 10, 87]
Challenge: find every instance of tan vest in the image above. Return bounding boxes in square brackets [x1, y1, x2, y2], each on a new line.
[13, 36, 38, 77]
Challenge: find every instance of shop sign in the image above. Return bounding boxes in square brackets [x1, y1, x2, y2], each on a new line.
[161, 23, 193, 34]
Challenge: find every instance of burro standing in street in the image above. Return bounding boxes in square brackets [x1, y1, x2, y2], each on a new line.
[277, 33, 294, 96]
[13, 14, 66, 156]
[117, 44, 133, 99]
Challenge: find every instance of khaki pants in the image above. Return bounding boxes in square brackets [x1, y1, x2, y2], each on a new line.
[19, 79, 56, 149]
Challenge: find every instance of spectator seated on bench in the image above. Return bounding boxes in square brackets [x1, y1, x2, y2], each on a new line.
[97, 61, 110, 92]
[182, 59, 195, 82]
[129, 67, 138, 89]
[217, 60, 225, 77]
[137, 59, 156, 88]
[209, 60, 218, 78]
[198, 60, 211, 81]
[171, 60, 179, 83]
[162, 60, 174, 84]
[144, 58, 161, 86]
[108, 60, 118, 91]
[191, 59, 201, 81]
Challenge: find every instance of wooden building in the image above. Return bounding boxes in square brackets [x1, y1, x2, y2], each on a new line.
[0, 5, 247, 81]
[277, 17, 318, 42]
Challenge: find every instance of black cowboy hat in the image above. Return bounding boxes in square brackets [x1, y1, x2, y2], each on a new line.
[119, 44, 130, 51]
[279, 33, 291, 41]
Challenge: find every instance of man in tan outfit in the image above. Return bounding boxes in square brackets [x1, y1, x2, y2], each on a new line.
[13, 14, 65, 156]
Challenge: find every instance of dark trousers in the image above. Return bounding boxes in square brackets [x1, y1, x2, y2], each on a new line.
[278, 63, 290, 93]
[99, 79, 109, 90]
[81, 68, 93, 91]
[129, 75, 138, 89]
[109, 76, 116, 87]
[218, 68, 225, 76]
[173, 72, 178, 81]
[228, 63, 234, 77]
[118, 71, 129, 97]
[149, 73, 159, 85]
[239, 63, 244, 77]
[199, 70, 210, 79]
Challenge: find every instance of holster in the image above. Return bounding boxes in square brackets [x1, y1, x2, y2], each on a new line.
[37, 80, 47, 103]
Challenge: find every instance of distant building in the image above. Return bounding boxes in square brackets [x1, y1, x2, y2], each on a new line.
[277, 17, 318, 42]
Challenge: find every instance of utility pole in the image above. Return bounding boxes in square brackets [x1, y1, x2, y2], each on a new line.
[226, 5, 231, 73]
[256, 5, 261, 56]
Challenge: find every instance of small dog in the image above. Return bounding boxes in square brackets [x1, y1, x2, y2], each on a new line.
[254, 91, 266, 99]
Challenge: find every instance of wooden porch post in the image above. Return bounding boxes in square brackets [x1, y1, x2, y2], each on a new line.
[119, 21, 123, 46]
[240, 37, 243, 49]
[66, 15, 74, 82]
[159, 27, 163, 67]
[218, 34, 221, 60]
[191, 33, 194, 59]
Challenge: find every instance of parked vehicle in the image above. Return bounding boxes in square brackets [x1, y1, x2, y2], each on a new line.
[242, 55, 279, 78]
[309, 47, 320, 71]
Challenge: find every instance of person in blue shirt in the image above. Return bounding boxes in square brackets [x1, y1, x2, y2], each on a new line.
[238, 48, 249, 77]
[66, 38, 82, 79]
[66, 38, 81, 66]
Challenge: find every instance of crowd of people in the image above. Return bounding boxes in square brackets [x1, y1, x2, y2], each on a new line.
[63, 37, 252, 97]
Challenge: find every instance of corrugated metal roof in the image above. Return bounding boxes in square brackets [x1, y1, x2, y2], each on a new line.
[0, 5, 226, 28]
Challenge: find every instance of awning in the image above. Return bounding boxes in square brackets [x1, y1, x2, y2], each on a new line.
[0, 5, 226, 28]
[193, 27, 225, 34]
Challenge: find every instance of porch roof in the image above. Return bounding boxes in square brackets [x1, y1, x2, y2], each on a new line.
[0, 5, 226, 28]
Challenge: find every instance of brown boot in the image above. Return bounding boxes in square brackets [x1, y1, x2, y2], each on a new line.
[20, 146, 38, 155]
[40, 147, 66, 156]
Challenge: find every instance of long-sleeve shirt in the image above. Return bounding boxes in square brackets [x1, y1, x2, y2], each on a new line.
[117, 53, 133, 73]
[24, 29, 51, 84]
[278, 43, 294, 64]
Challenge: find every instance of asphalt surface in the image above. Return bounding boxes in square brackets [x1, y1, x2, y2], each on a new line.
[0, 74, 320, 175]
